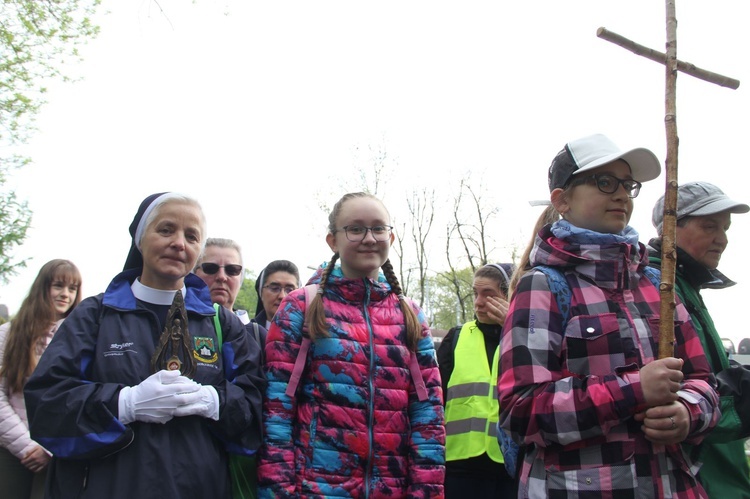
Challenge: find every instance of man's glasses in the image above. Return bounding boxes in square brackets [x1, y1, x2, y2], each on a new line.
[263, 283, 297, 295]
[199, 263, 243, 277]
[335, 225, 393, 242]
[571, 174, 642, 198]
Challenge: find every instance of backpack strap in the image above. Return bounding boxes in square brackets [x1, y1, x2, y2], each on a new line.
[451, 326, 461, 354]
[213, 303, 223, 348]
[643, 266, 662, 289]
[410, 351, 428, 402]
[250, 321, 264, 364]
[285, 284, 318, 398]
[535, 265, 572, 332]
[214, 304, 265, 366]
[283, 284, 429, 402]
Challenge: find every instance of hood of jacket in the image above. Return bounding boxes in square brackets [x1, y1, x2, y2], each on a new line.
[530, 223, 649, 290]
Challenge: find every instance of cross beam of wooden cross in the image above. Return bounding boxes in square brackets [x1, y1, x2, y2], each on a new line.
[597, 27, 740, 90]
[597, 3, 739, 359]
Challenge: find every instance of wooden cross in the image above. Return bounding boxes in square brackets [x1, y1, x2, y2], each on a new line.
[597, 2, 740, 359]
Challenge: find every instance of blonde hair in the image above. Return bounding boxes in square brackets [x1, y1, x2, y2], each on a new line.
[308, 192, 422, 351]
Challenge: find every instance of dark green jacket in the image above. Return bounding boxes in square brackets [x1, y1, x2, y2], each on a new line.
[649, 238, 750, 498]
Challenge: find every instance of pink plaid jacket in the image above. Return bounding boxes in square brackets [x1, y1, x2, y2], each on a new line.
[498, 226, 719, 498]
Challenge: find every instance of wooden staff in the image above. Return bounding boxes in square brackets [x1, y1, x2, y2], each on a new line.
[597, 3, 739, 359]
[658, 1, 679, 359]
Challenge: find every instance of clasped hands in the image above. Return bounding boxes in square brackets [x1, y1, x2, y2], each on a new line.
[634, 357, 690, 445]
[118, 369, 219, 425]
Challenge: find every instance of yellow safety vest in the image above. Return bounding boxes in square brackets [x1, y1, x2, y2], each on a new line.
[444, 321, 503, 463]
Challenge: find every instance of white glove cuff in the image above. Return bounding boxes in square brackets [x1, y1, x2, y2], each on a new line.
[118, 386, 135, 425]
[206, 386, 220, 421]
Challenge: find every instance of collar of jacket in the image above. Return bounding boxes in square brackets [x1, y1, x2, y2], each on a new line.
[307, 263, 392, 304]
[102, 269, 216, 314]
[475, 320, 502, 339]
[648, 237, 735, 290]
[253, 308, 268, 325]
[531, 224, 648, 289]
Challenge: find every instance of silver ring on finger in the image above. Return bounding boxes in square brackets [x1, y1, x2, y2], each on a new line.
[669, 416, 676, 430]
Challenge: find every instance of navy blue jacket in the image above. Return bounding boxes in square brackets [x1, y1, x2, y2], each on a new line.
[24, 270, 265, 499]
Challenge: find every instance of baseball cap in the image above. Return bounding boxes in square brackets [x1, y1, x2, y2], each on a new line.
[548, 134, 661, 191]
[652, 181, 750, 234]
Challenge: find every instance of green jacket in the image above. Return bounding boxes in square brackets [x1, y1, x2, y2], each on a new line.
[649, 238, 750, 498]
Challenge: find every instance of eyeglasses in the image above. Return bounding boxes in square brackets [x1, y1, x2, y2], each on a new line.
[571, 174, 642, 198]
[263, 283, 297, 295]
[335, 225, 393, 242]
[199, 263, 243, 277]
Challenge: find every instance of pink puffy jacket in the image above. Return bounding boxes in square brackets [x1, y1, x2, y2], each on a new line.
[0, 320, 59, 459]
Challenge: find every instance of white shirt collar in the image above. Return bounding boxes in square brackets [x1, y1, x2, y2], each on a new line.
[131, 278, 187, 305]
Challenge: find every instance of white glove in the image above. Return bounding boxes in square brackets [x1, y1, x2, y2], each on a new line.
[118, 370, 202, 425]
[172, 385, 220, 421]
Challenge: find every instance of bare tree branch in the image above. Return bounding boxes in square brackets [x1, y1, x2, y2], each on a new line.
[406, 188, 435, 308]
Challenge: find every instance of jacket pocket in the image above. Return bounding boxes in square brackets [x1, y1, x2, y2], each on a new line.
[545, 440, 637, 494]
[47, 458, 89, 498]
[563, 313, 626, 376]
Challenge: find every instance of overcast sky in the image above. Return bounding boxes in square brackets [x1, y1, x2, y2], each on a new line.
[3, 1, 749, 348]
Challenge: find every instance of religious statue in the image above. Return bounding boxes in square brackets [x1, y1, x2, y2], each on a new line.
[150, 291, 197, 378]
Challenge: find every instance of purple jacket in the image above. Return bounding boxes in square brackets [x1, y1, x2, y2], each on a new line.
[258, 264, 445, 498]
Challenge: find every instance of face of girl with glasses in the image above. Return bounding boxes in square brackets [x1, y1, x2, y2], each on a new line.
[261, 271, 299, 320]
[551, 160, 635, 235]
[326, 197, 394, 280]
[195, 246, 243, 309]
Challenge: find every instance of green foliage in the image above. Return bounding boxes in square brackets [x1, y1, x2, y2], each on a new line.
[0, 189, 31, 283]
[234, 275, 258, 316]
[1, 0, 102, 160]
[423, 267, 474, 330]
[0, 0, 101, 281]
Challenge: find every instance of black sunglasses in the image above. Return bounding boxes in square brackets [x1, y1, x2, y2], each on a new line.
[199, 263, 243, 277]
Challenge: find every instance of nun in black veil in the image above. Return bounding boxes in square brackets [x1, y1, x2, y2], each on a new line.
[25, 192, 265, 499]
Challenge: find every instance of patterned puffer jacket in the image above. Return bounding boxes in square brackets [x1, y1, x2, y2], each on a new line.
[258, 264, 445, 498]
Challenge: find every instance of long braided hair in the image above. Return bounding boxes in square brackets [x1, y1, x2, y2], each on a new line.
[307, 192, 422, 351]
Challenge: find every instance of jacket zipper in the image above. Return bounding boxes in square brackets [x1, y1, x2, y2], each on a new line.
[363, 279, 374, 499]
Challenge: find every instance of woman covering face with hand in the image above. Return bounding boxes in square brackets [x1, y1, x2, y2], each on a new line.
[437, 263, 517, 498]
[24, 193, 265, 499]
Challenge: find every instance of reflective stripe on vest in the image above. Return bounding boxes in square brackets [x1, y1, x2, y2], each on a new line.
[444, 321, 503, 463]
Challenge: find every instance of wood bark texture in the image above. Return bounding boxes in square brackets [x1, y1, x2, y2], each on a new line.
[658, 0, 679, 359]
